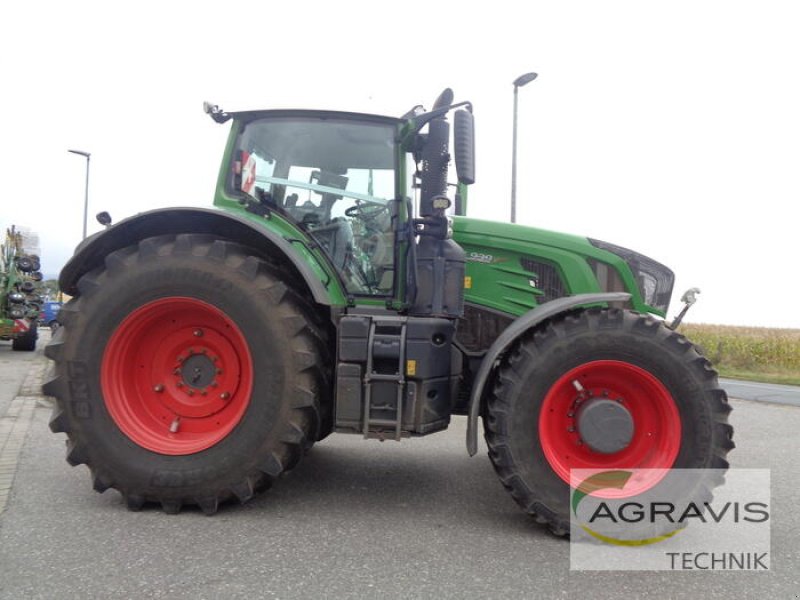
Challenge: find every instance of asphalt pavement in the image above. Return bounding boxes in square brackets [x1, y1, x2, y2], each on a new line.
[720, 378, 800, 407]
[1, 334, 798, 599]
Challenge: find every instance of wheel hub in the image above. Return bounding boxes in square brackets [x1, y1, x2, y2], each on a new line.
[538, 360, 681, 494]
[575, 397, 634, 454]
[180, 353, 217, 389]
[101, 297, 252, 455]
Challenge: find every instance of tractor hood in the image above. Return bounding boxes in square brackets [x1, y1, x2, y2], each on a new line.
[451, 216, 674, 317]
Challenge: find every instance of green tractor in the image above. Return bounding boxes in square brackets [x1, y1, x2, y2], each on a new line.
[1, 226, 42, 351]
[44, 89, 733, 533]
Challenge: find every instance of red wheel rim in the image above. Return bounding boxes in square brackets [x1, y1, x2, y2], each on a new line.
[101, 297, 253, 455]
[539, 360, 681, 496]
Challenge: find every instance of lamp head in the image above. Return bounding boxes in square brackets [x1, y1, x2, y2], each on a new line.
[513, 72, 538, 88]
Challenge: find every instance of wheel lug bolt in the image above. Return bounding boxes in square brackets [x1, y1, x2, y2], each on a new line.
[201, 390, 207, 396]
[176, 382, 183, 388]
[567, 426, 575, 433]
[193, 329, 204, 337]
[153, 384, 164, 393]
[216, 369, 223, 375]
[170, 418, 181, 433]
[187, 389, 195, 396]
[220, 392, 231, 400]
[173, 369, 181, 375]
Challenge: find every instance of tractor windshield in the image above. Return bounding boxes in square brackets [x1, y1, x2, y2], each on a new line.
[234, 116, 397, 296]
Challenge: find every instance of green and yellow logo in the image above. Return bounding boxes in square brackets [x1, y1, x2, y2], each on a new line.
[571, 470, 682, 546]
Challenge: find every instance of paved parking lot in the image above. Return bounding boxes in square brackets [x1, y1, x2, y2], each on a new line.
[1, 333, 798, 599]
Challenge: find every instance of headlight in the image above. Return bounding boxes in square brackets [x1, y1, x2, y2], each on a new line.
[589, 239, 675, 314]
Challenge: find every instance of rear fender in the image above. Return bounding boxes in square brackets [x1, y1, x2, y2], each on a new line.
[465, 292, 632, 456]
[59, 207, 336, 305]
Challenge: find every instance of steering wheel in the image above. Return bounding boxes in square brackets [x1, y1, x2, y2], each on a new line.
[344, 201, 389, 222]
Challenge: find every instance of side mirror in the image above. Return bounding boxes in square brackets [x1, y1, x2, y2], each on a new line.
[203, 101, 231, 124]
[454, 109, 475, 185]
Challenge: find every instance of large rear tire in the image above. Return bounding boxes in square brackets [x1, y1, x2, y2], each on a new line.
[484, 308, 734, 536]
[44, 234, 329, 514]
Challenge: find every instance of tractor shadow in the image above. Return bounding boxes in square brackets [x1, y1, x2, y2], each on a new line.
[240, 436, 551, 538]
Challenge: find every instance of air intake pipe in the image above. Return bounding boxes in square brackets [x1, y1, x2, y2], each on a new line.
[411, 89, 465, 319]
[418, 89, 453, 217]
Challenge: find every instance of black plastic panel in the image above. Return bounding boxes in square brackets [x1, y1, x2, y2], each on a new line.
[334, 314, 461, 436]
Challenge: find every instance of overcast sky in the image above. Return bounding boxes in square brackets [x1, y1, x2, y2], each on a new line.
[2, 1, 798, 328]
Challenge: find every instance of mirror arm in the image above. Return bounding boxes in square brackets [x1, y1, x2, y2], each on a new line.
[408, 101, 473, 134]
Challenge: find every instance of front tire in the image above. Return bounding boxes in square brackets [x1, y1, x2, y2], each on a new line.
[44, 234, 329, 514]
[484, 308, 734, 535]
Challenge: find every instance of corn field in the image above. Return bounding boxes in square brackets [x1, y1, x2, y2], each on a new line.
[681, 323, 800, 381]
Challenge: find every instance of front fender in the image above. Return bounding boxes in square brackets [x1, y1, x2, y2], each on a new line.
[59, 207, 337, 306]
[465, 292, 632, 456]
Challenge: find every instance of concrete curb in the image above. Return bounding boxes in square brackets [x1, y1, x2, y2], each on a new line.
[0, 354, 51, 515]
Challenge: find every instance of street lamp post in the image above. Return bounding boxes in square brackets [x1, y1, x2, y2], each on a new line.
[511, 71, 538, 224]
[68, 149, 91, 240]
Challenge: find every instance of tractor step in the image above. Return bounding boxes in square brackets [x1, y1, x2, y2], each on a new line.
[362, 319, 407, 441]
[368, 418, 406, 427]
[366, 373, 403, 383]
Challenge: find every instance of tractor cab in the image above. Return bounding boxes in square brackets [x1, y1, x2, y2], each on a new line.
[228, 112, 401, 296]
[206, 93, 475, 312]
